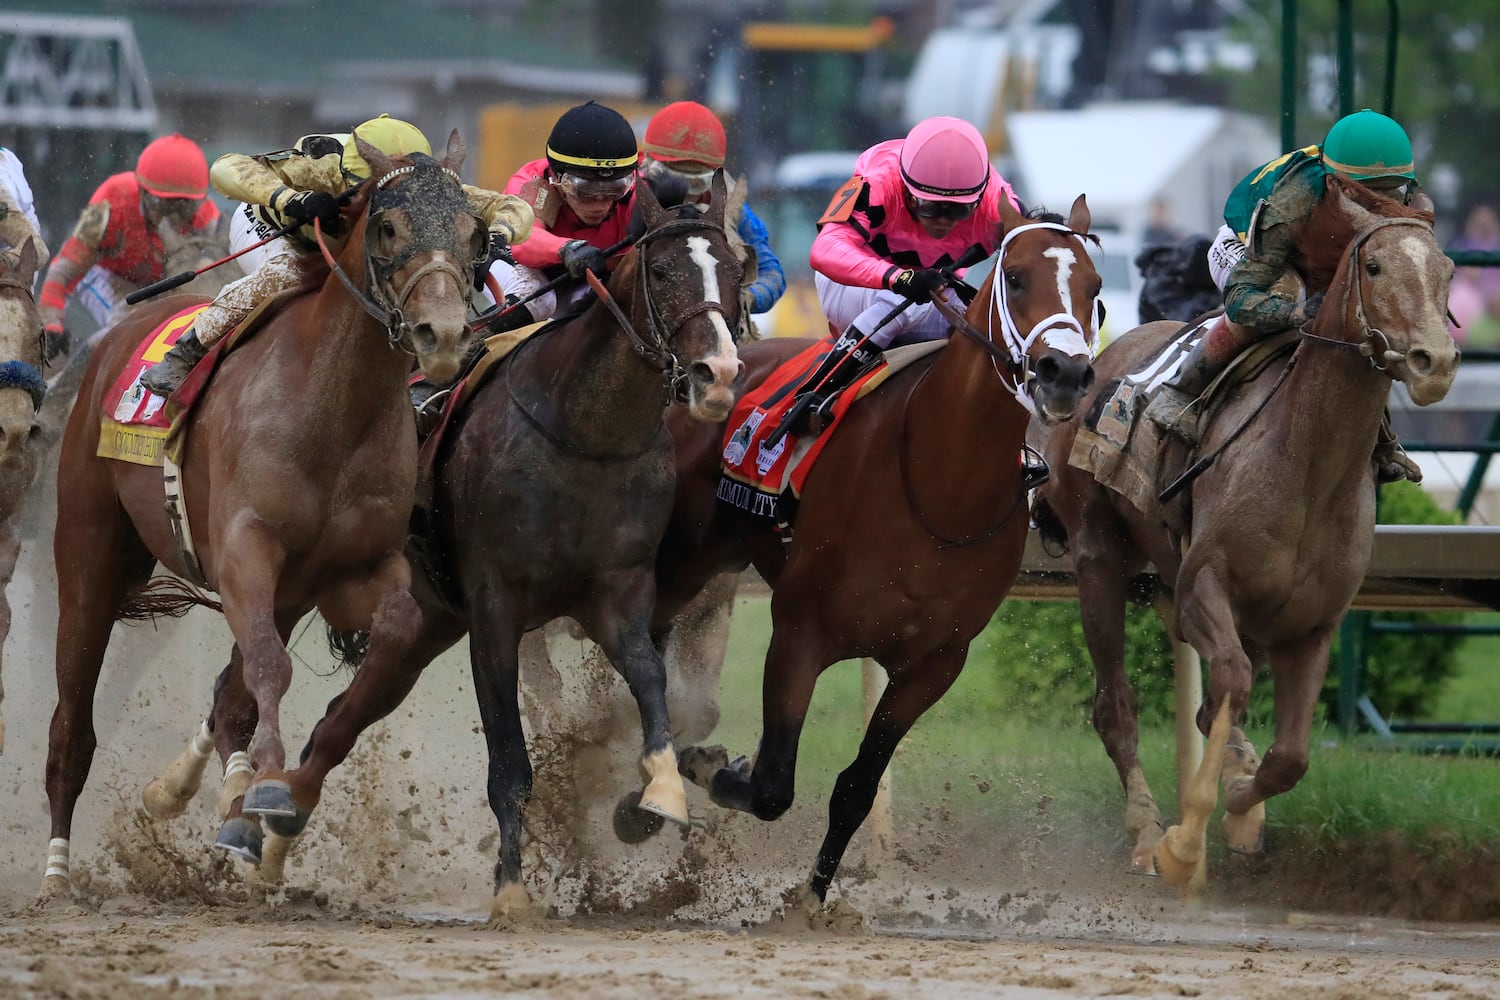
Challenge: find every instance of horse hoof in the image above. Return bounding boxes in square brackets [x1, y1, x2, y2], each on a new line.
[612, 791, 668, 845]
[677, 744, 729, 789]
[1152, 824, 1204, 888]
[637, 777, 690, 829]
[241, 780, 297, 818]
[214, 816, 264, 866]
[488, 882, 542, 928]
[1222, 804, 1266, 854]
[262, 807, 310, 839]
[142, 778, 193, 820]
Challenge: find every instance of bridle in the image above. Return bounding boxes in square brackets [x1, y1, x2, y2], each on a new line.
[1298, 216, 1436, 374]
[314, 161, 479, 352]
[582, 210, 736, 404]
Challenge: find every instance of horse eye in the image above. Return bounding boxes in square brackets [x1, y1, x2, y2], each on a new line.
[1365, 259, 1381, 277]
[1005, 271, 1023, 290]
[380, 219, 397, 241]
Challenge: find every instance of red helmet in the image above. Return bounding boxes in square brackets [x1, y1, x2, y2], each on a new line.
[899, 117, 990, 205]
[643, 101, 727, 168]
[135, 134, 209, 199]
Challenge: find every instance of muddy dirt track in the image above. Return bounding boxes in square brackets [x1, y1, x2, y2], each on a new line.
[1, 505, 1498, 998]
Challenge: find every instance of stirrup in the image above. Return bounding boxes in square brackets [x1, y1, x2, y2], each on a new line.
[1374, 445, 1422, 485]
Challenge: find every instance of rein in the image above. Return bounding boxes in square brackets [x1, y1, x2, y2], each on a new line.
[582, 214, 733, 403]
[1297, 216, 1434, 373]
[312, 163, 473, 353]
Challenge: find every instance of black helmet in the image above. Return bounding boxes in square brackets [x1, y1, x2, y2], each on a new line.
[545, 101, 639, 180]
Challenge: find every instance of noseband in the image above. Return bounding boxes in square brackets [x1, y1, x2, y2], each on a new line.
[583, 212, 735, 403]
[1299, 216, 1436, 373]
[315, 162, 478, 352]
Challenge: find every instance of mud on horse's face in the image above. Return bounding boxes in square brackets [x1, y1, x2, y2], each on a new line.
[991, 194, 1100, 423]
[356, 132, 485, 386]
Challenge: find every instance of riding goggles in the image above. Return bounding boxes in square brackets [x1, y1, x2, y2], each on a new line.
[642, 156, 714, 196]
[908, 195, 978, 222]
[554, 170, 636, 202]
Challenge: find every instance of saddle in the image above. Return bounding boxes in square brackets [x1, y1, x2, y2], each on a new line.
[1069, 325, 1299, 534]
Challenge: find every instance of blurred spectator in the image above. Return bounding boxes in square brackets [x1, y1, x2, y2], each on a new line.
[1136, 233, 1221, 323]
[1447, 201, 1500, 348]
[1141, 196, 1180, 247]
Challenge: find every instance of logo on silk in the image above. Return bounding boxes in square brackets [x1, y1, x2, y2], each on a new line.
[755, 430, 785, 475]
[723, 410, 762, 466]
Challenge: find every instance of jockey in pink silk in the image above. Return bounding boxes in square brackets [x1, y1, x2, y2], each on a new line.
[789, 116, 1022, 426]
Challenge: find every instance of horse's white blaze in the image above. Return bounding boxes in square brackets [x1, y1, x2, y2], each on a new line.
[688, 234, 737, 361]
[1395, 236, 1433, 302]
[1043, 246, 1077, 316]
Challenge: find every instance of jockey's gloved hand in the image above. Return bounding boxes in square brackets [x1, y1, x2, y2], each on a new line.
[891, 267, 947, 304]
[1292, 290, 1326, 327]
[280, 190, 342, 228]
[487, 230, 516, 267]
[42, 323, 70, 364]
[560, 240, 609, 280]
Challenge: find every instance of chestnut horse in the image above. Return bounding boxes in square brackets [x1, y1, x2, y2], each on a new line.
[653, 197, 1101, 911]
[150, 176, 745, 917]
[1032, 178, 1457, 886]
[0, 238, 45, 752]
[41, 135, 487, 897]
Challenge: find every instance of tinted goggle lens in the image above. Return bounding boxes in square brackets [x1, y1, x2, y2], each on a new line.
[645, 157, 714, 196]
[556, 171, 636, 201]
[910, 197, 977, 221]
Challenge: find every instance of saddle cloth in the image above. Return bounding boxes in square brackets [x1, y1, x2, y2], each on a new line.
[717, 339, 942, 525]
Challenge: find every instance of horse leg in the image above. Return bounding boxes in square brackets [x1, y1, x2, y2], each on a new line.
[1221, 631, 1334, 850]
[806, 645, 966, 905]
[658, 571, 739, 745]
[0, 518, 18, 753]
[1155, 566, 1255, 887]
[142, 648, 253, 820]
[44, 482, 155, 898]
[1076, 545, 1162, 872]
[705, 621, 824, 823]
[583, 578, 689, 830]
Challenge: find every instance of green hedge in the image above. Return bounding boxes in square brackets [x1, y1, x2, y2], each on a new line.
[963, 482, 1464, 727]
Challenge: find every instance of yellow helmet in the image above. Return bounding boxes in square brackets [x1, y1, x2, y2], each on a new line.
[342, 115, 432, 179]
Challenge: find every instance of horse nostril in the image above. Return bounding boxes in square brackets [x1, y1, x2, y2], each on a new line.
[1407, 348, 1433, 376]
[1034, 355, 1060, 383]
[1081, 366, 1096, 392]
[410, 323, 439, 357]
[688, 361, 714, 387]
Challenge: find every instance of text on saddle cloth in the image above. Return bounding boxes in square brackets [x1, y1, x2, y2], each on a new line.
[96, 304, 210, 467]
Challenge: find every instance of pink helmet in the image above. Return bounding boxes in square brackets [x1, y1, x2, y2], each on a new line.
[898, 117, 990, 204]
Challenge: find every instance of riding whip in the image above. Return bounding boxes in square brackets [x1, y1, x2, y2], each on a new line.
[125, 185, 365, 306]
[471, 233, 635, 332]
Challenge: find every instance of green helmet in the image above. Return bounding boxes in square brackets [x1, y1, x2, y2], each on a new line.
[1321, 109, 1415, 182]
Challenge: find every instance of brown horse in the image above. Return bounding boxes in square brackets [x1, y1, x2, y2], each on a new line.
[158, 176, 746, 917]
[651, 197, 1100, 911]
[1031, 178, 1458, 886]
[41, 134, 487, 897]
[0, 238, 45, 752]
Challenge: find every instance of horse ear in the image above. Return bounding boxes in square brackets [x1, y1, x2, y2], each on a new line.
[704, 169, 728, 228]
[635, 168, 665, 227]
[443, 129, 467, 174]
[1067, 194, 1091, 235]
[996, 194, 1025, 236]
[1330, 181, 1376, 233]
[354, 133, 396, 179]
[156, 216, 179, 246]
[14, 236, 38, 283]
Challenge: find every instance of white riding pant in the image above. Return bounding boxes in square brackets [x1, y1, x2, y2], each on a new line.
[814, 272, 963, 349]
[73, 266, 134, 328]
[484, 259, 591, 321]
[1207, 224, 1245, 292]
[190, 204, 312, 348]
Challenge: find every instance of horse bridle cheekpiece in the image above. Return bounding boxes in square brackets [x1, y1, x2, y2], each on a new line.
[987, 221, 1098, 415]
[586, 210, 734, 403]
[317, 156, 480, 350]
[1303, 216, 1434, 373]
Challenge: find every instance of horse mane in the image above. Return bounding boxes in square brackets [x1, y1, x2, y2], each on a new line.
[995, 206, 1101, 249]
[1300, 173, 1434, 291]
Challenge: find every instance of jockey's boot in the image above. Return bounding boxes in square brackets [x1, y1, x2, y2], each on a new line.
[139, 329, 208, 397]
[789, 328, 883, 438]
[1021, 446, 1050, 491]
[1373, 408, 1423, 484]
[411, 379, 447, 439]
[1143, 316, 1254, 446]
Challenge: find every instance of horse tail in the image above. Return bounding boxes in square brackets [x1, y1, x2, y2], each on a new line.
[1030, 495, 1070, 557]
[116, 576, 223, 622]
[325, 626, 369, 670]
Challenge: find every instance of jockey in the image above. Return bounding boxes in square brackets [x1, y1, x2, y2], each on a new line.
[40, 134, 218, 360]
[0, 146, 47, 271]
[639, 100, 786, 334]
[486, 100, 639, 330]
[140, 115, 533, 396]
[1145, 109, 1425, 483]
[791, 116, 1022, 423]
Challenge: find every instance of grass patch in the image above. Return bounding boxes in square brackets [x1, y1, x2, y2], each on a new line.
[710, 596, 1500, 853]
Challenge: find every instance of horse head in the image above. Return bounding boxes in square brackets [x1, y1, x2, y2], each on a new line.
[0, 237, 43, 479]
[615, 170, 743, 422]
[349, 130, 485, 386]
[1312, 181, 1458, 406]
[156, 215, 240, 299]
[988, 194, 1100, 423]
